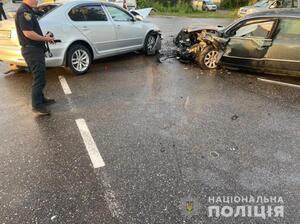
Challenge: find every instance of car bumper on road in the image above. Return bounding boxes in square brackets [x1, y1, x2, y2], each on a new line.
[0, 45, 26, 67]
[0, 45, 65, 68]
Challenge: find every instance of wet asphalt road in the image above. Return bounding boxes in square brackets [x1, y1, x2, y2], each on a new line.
[0, 16, 300, 224]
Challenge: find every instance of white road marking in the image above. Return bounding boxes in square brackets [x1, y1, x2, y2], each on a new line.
[258, 78, 300, 89]
[58, 76, 72, 95]
[76, 119, 105, 168]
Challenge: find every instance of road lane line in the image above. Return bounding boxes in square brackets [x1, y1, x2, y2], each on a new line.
[257, 78, 300, 89]
[76, 119, 105, 168]
[58, 76, 72, 95]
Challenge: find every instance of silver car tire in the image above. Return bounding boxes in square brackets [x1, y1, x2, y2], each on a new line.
[67, 44, 92, 75]
[144, 32, 157, 56]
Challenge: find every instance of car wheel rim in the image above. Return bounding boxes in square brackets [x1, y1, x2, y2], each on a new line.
[147, 36, 156, 51]
[71, 49, 89, 72]
[204, 50, 219, 69]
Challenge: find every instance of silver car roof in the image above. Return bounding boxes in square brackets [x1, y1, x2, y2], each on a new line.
[54, 0, 121, 7]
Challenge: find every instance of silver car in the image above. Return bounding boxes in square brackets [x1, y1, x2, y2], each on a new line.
[0, 0, 161, 75]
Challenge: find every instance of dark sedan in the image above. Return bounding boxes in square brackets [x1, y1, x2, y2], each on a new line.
[175, 9, 300, 76]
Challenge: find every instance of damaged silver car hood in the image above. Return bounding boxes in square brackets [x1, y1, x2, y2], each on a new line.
[130, 8, 153, 20]
[185, 25, 225, 33]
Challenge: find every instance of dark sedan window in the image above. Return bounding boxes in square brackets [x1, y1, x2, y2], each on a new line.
[276, 19, 300, 39]
[233, 20, 275, 38]
[69, 5, 108, 22]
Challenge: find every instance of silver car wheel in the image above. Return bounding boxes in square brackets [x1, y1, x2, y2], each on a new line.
[71, 49, 90, 72]
[204, 50, 219, 69]
[147, 35, 156, 51]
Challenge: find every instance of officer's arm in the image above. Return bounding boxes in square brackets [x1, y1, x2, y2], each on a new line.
[23, 30, 52, 42]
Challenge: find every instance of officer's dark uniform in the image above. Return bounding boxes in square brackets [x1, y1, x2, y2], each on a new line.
[15, 3, 47, 110]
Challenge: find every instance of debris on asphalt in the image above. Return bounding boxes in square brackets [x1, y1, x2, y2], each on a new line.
[226, 142, 239, 152]
[157, 48, 178, 63]
[231, 114, 239, 121]
[210, 151, 219, 158]
[51, 215, 57, 221]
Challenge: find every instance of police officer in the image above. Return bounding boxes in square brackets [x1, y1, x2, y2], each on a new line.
[0, 0, 7, 21]
[15, 0, 55, 115]
[123, 0, 128, 10]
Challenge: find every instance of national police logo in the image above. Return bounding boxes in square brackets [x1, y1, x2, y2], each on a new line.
[24, 12, 32, 21]
[179, 195, 200, 219]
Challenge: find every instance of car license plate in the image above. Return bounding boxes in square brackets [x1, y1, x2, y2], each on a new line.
[0, 30, 11, 39]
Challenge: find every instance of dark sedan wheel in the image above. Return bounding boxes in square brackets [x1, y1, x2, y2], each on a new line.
[144, 32, 157, 56]
[196, 46, 219, 70]
[67, 44, 92, 75]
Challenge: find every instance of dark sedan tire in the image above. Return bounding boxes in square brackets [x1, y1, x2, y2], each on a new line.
[196, 46, 219, 70]
[67, 44, 92, 75]
[144, 32, 158, 56]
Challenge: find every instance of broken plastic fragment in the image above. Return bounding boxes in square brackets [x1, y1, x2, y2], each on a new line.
[231, 115, 239, 121]
[51, 215, 57, 221]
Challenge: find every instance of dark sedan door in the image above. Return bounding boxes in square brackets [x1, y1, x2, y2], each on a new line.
[222, 19, 277, 70]
[264, 18, 300, 75]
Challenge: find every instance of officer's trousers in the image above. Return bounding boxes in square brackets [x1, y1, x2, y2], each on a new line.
[22, 46, 46, 108]
[0, 4, 7, 20]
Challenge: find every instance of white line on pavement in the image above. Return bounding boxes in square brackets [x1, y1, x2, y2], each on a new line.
[76, 119, 105, 168]
[58, 76, 72, 95]
[258, 78, 300, 89]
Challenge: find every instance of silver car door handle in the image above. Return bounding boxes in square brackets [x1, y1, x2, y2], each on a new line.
[116, 24, 121, 29]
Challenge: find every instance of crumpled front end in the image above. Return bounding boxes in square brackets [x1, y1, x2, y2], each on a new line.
[176, 29, 229, 66]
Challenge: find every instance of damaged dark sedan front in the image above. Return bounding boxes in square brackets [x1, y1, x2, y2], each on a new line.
[175, 9, 300, 76]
